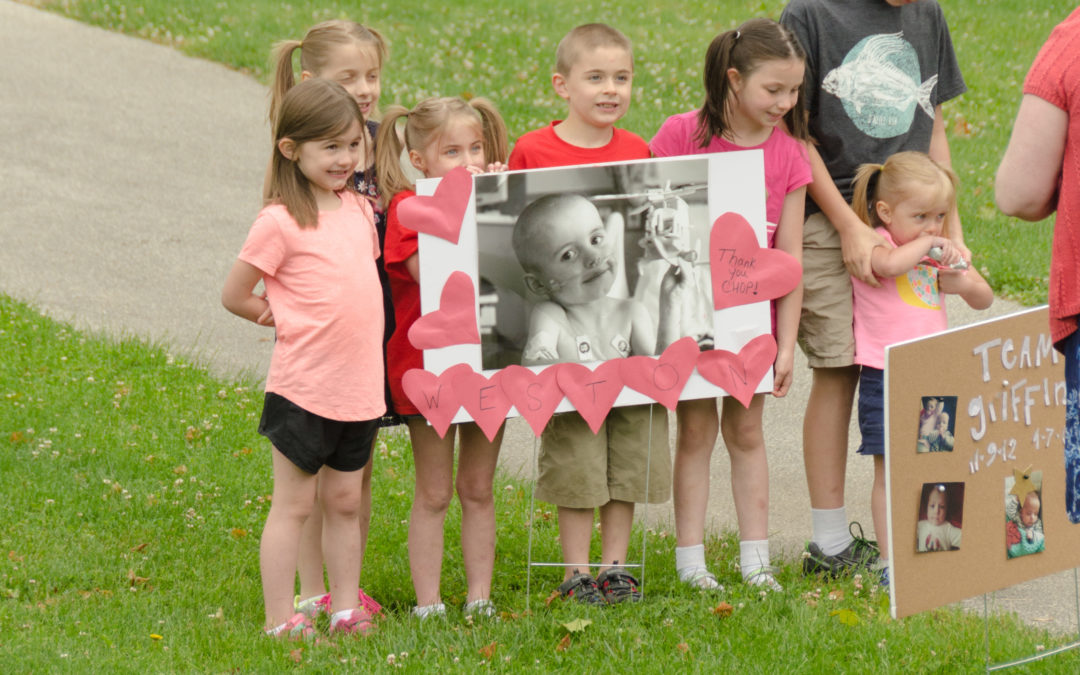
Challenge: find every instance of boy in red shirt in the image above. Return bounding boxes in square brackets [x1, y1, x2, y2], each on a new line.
[509, 23, 669, 604]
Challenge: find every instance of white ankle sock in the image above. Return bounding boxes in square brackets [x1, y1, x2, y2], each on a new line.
[812, 507, 853, 556]
[739, 539, 771, 579]
[675, 544, 707, 580]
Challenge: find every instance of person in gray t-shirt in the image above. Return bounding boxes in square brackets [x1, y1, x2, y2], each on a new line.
[779, 0, 967, 584]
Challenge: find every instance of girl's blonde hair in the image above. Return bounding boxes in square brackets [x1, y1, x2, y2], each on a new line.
[265, 79, 364, 228]
[851, 151, 959, 236]
[375, 97, 509, 204]
[697, 17, 809, 148]
[268, 20, 387, 129]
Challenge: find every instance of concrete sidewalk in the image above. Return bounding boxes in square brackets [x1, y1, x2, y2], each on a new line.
[1, 0, 1074, 638]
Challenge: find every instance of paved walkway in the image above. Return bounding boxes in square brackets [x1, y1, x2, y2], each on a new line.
[1, 0, 1074, 638]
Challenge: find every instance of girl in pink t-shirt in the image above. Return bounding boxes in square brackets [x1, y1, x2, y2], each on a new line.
[222, 79, 384, 638]
[850, 151, 992, 582]
[649, 17, 811, 592]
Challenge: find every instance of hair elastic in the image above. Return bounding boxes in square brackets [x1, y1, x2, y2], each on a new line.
[734, 30, 741, 40]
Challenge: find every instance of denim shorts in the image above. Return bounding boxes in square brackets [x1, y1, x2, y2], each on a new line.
[856, 366, 884, 456]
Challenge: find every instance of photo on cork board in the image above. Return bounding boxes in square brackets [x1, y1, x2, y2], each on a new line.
[915, 482, 964, 553]
[916, 395, 957, 453]
[1005, 470, 1045, 559]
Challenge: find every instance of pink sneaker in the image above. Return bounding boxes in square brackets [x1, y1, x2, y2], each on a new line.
[329, 607, 376, 636]
[264, 612, 314, 640]
[299, 589, 383, 619]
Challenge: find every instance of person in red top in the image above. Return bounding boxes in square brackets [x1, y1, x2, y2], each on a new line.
[995, 6, 1080, 522]
[507, 23, 648, 171]
[507, 23, 670, 606]
[375, 95, 510, 619]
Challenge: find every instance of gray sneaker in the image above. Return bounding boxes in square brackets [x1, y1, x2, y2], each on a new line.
[802, 523, 879, 577]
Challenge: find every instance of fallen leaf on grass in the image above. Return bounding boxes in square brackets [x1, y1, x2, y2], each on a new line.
[677, 643, 690, 653]
[130, 543, 148, 552]
[127, 569, 149, 586]
[9, 431, 25, 444]
[479, 642, 498, 659]
[544, 589, 562, 607]
[556, 634, 572, 652]
[830, 609, 859, 626]
[711, 602, 734, 617]
[290, 648, 304, 664]
[230, 528, 248, 539]
[561, 618, 592, 633]
[828, 589, 844, 601]
[8, 551, 24, 562]
[952, 116, 973, 138]
[173, 465, 187, 475]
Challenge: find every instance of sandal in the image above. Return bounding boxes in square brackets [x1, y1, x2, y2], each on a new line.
[596, 566, 642, 604]
[556, 570, 605, 605]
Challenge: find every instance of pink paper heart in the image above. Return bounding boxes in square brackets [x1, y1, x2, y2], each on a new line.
[401, 364, 472, 437]
[709, 212, 802, 310]
[499, 364, 564, 436]
[619, 337, 700, 410]
[396, 166, 472, 244]
[407, 271, 480, 350]
[554, 361, 624, 434]
[695, 335, 777, 408]
[452, 369, 511, 442]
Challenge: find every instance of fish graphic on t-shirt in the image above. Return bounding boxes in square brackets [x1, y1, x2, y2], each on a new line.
[823, 32, 937, 138]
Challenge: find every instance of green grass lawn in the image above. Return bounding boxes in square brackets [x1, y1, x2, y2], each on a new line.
[3, 294, 1079, 671]
[34, 0, 1069, 304]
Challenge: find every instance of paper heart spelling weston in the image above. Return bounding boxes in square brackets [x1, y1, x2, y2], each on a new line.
[407, 271, 481, 350]
[452, 368, 512, 442]
[499, 364, 564, 437]
[396, 165, 473, 244]
[401, 364, 473, 438]
[554, 360, 625, 434]
[695, 334, 777, 408]
[709, 212, 801, 310]
[618, 336, 700, 410]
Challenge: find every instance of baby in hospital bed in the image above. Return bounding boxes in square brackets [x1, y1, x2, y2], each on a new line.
[511, 192, 685, 365]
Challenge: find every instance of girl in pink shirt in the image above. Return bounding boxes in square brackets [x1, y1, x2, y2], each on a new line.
[222, 79, 384, 638]
[650, 18, 811, 592]
[850, 151, 992, 584]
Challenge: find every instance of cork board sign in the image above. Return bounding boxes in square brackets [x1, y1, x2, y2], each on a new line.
[886, 306, 1075, 618]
